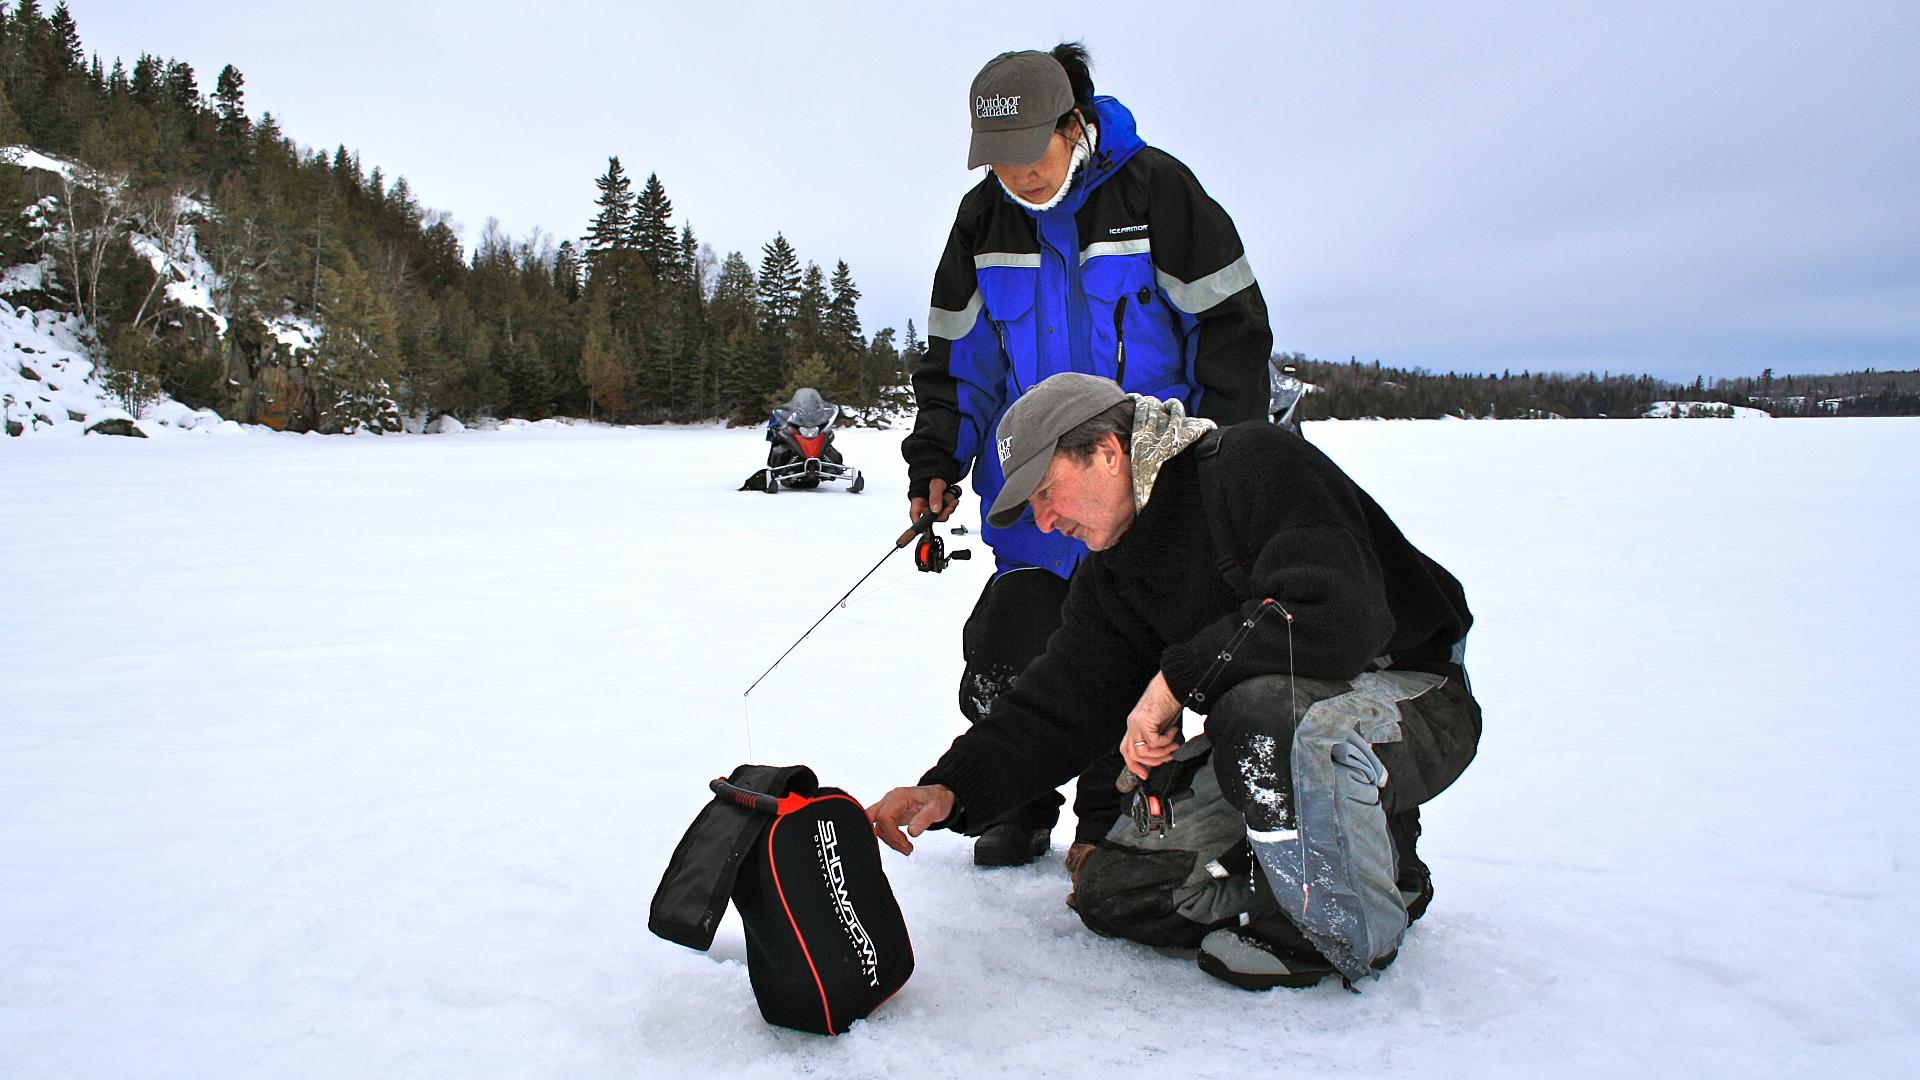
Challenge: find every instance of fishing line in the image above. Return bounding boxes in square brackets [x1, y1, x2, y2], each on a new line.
[739, 564, 906, 762]
[739, 490, 964, 758]
[743, 695, 754, 762]
[1272, 597, 1309, 903]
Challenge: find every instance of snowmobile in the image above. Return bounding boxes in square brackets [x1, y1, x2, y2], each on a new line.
[739, 388, 865, 494]
[1269, 359, 1307, 433]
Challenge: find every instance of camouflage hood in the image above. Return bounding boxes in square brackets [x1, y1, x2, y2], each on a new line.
[1129, 394, 1216, 511]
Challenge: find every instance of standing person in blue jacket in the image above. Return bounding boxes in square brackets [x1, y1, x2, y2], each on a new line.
[903, 44, 1275, 870]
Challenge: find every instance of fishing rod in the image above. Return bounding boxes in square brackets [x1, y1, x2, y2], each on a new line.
[743, 486, 969, 698]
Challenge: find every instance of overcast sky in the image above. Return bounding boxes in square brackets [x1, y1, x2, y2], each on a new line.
[73, 0, 1919, 381]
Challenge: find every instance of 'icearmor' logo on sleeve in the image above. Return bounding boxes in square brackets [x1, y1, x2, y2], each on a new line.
[976, 94, 1021, 119]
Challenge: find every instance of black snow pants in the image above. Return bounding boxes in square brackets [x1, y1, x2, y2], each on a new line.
[959, 567, 1128, 845]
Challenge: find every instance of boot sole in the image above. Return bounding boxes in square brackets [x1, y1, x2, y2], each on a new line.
[1196, 949, 1334, 990]
[1196, 946, 1400, 991]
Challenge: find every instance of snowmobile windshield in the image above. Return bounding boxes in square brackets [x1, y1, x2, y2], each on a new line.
[1268, 363, 1305, 426]
[781, 388, 839, 429]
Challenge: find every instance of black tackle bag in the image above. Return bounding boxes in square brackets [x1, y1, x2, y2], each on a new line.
[649, 764, 914, 1036]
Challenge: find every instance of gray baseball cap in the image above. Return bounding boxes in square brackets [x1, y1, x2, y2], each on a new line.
[967, 51, 1074, 169]
[987, 373, 1130, 528]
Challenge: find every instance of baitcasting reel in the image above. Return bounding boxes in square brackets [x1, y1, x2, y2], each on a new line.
[914, 529, 972, 573]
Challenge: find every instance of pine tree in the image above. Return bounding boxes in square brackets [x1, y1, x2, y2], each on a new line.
[714, 321, 763, 419]
[815, 260, 865, 402]
[0, 9, 21, 108]
[868, 326, 900, 407]
[902, 318, 925, 384]
[585, 155, 635, 274]
[4, 2, 48, 107]
[11, 1, 45, 33]
[712, 251, 770, 413]
[827, 260, 862, 353]
[756, 233, 801, 332]
[630, 172, 675, 278]
[496, 325, 553, 419]
[672, 223, 707, 415]
[165, 59, 198, 114]
[5, 0, 84, 150]
[330, 144, 362, 196]
[311, 252, 403, 433]
[675, 223, 700, 293]
[251, 108, 281, 150]
[629, 271, 678, 417]
[553, 240, 582, 302]
[47, 2, 81, 72]
[794, 260, 827, 359]
[387, 176, 420, 226]
[211, 63, 249, 175]
[129, 53, 159, 107]
[712, 251, 759, 327]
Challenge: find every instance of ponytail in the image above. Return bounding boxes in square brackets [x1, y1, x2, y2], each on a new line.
[1050, 41, 1097, 134]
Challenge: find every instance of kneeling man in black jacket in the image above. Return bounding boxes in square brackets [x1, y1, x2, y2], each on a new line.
[868, 372, 1482, 989]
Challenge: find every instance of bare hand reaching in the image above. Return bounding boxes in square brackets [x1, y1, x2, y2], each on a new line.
[865, 784, 956, 855]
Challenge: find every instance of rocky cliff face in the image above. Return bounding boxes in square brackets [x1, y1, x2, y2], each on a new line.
[2, 148, 361, 438]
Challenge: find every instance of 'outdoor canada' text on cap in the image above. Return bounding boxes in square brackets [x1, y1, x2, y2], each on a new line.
[967, 51, 1074, 169]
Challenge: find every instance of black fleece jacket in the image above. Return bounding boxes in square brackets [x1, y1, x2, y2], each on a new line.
[920, 421, 1472, 833]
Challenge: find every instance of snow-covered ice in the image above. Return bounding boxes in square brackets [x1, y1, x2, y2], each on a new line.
[2, 417, 1916, 1077]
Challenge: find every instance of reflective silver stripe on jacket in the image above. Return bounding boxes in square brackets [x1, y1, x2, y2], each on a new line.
[928, 289, 984, 341]
[1080, 238, 1152, 264]
[1156, 254, 1256, 314]
[972, 252, 1043, 271]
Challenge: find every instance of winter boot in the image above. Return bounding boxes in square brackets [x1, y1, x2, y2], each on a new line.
[1197, 929, 1338, 990]
[1198, 911, 1399, 991]
[1391, 808, 1435, 922]
[973, 824, 1050, 868]
[1062, 841, 1097, 909]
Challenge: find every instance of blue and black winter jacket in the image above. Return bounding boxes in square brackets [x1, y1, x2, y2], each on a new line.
[903, 96, 1274, 578]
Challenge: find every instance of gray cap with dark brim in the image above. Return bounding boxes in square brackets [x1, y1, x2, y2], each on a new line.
[986, 372, 1129, 529]
[967, 50, 1074, 169]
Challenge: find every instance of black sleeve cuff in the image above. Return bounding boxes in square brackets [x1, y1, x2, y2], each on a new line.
[918, 762, 993, 836]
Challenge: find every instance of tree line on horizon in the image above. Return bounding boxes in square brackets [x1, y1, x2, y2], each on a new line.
[1, 2, 1907, 433]
[1282, 356, 1919, 420]
[0, 0, 923, 432]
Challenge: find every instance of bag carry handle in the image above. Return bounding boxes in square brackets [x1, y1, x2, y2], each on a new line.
[710, 776, 815, 816]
